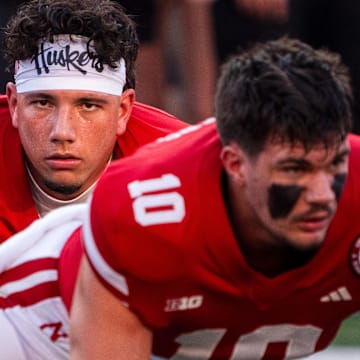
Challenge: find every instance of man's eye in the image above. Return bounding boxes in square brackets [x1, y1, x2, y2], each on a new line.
[82, 103, 98, 110]
[34, 99, 49, 106]
[332, 157, 347, 167]
[283, 166, 303, 173]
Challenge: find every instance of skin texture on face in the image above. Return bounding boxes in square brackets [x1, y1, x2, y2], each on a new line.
[7, 83, 134, 200]
[268, 184, 304, 219]
[331, 173, 347, 201]
[268, 173, 348, 219]
[222, 137, 350, 274]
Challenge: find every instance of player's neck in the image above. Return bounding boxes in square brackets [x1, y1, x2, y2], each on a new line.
[238, 242, 317, 278]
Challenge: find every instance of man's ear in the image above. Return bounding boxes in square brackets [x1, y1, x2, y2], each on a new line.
[116, 88, 135, 135]
[6, 82, 19, 128]
[220, 143, 248, 185]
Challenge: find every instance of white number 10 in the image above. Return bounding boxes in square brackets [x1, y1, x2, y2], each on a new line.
[170, 325, 322, 359]
[128, 174, 185, 226]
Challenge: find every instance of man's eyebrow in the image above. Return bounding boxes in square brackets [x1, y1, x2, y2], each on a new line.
[24, 92, 53, 100]
[277, 158, 310, 166]
[278, 148, 351, 166]
[77, 97, 109, 104]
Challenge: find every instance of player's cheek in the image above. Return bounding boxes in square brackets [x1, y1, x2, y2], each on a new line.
[332, 173, 347, 202]
[268, 184, 304, 219]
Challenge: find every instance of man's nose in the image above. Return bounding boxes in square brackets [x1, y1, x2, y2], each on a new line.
[304, 172, 336, 205]
[49, 106, 76, 142]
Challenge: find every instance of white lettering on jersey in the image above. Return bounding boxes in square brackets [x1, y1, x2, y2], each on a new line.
[168, 325, 322, 359]
[39, 322, 68, 342]
[165, 295, 203, 312]
[128, 174, 185, 226]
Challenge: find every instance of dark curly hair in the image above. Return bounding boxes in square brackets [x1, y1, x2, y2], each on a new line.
[215, 37, 353, 156]
[3, 0, 139, 89]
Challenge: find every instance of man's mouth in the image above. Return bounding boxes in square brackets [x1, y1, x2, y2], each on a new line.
[45, 154, 81, 170]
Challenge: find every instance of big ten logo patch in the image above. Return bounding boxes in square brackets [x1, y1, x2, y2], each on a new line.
[165, 295, 203, 312]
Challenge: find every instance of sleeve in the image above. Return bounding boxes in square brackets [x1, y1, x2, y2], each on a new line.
[82, 156, 189, 307]
[58, 227, 84, 311]
[82, 198, 131, 301]
[81, 160, 152, 302]
[82, 169, 191, 329]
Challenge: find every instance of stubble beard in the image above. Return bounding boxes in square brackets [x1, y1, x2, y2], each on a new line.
[44, 179, 83, 197]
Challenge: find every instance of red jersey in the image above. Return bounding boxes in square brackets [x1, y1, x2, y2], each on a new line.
[84, 119, 360, 359]
[0, 94, 186, 243]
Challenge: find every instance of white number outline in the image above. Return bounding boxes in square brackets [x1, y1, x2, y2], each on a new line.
[170, 324, 322, 359]
[128, 174, 185, 226]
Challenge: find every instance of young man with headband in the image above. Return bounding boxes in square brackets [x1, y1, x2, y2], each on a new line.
[69, 37, 360, 359]
[0, 0, 186, 242]
[0, 0, 187, 358]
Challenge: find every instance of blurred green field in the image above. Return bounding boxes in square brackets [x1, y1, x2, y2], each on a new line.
[331, 312, 360, 346]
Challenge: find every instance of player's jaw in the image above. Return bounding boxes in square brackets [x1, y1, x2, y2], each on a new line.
[41, 171, 84, 197]
[36, 158, 92, 199]
[43, 177, 83, 197]
[284, 206, 336, 250]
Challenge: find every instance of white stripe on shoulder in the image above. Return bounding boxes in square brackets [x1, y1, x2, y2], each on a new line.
[0, 204, 87, 272]
[83, 203, 129, 296]
[0, 270, 58, 295]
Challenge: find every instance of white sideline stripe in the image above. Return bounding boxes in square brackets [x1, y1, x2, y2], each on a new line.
[0, 270, 58, 295]
[83, 201, 129, 296]
[0, 204, 86, 272]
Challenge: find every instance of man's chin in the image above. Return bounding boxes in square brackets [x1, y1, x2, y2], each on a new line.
[44, 180, 82, 197]
[291, 231, 327, 252]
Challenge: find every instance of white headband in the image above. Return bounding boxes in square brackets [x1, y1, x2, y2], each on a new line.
[15, 35, 126, 96]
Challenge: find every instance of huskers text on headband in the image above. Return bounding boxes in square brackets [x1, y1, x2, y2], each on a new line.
[15, 34, 126, 96]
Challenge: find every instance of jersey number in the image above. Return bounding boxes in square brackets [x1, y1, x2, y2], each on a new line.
[128, 174, 185, 226]
[170, 325, 322, 359]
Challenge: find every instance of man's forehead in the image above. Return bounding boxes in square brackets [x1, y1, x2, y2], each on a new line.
[265, 137, 350, 162]
[21, 89, 115, 100]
